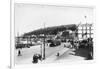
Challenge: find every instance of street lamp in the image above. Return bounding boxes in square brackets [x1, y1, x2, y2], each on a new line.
[43, 34, 46, 60]
[42, 22, 46, 60]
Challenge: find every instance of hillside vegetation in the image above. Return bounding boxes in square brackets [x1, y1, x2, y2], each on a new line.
[23, 24, 77, 36]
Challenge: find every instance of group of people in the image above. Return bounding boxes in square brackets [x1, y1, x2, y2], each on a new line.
[32, 54, 42, 63]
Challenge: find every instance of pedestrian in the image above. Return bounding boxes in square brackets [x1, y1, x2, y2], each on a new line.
[38, 54, 42, 61]
[56, 52, 60, 57]
[64, 44, 66, 48]
[18, 50, 21, 56]
[32, 54, 38, 63]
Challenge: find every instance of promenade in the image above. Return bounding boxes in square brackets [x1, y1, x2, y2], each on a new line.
[15, 42, 85, 64]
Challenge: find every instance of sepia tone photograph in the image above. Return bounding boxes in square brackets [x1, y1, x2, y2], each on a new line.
[14, 3, 94, 65]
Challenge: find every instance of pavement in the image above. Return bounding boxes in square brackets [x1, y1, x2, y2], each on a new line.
[40, 48, 85, 64]
[15, 42, 85, 64]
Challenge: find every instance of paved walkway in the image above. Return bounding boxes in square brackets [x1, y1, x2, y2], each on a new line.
[40, 48, 85, 64]
[15, 43, 85, 64]
[15, 43, 66, 64]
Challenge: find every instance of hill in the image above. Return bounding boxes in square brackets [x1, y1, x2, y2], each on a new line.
[23, 24, 77, 36]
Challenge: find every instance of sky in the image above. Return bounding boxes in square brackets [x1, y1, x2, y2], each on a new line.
[15, 3, 94, 36]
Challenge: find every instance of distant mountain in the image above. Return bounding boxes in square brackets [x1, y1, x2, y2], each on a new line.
[23, 24, 77, 36]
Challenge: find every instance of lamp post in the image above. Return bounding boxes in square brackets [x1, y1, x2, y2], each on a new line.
[43, 35, 45, 59]
[42, 22, 46, 60]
